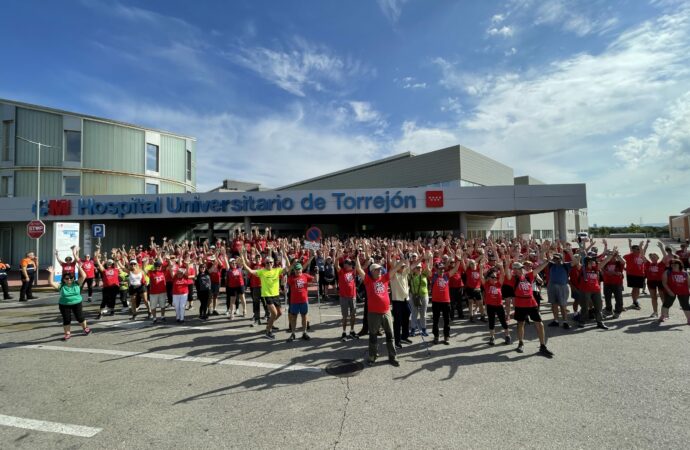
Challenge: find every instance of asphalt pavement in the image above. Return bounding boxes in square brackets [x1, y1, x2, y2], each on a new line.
[0, 238, 688, 449]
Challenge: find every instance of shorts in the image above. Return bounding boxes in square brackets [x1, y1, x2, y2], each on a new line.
[514, 306, 542, 323]
[547, 284, 569, 306]
[626, 275, 645, 289]
[226, 286, 243, 296]
[501, 285, 515, 298]
[289, 302, 309, 315]
[264, 296, 281, 306]
[149, 293, 167, 309]
[340, 296, 356, 317]
[647, 279, 663, 290]
[466, 288, 482, 301]
[129, 285, 145, 296]
[59, 302, 85, 325]
[211, 283, 220, 295]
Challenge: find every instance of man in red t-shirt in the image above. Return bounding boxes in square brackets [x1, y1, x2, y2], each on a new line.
[623, 241, 647, 310]
[335, 254, 358, 341]
[286, 263, 315, 342]
[512, 262, 554, 357]
[602, 251, 625, 317]
[147, 260, 168, 323]
[356, 257, 400, 367]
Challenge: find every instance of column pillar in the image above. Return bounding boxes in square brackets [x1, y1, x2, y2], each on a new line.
[459, 212, 468, 237]
[207, 222, 214, 244]
[557, 209, 567, 242]
[244, 216, 252, 235]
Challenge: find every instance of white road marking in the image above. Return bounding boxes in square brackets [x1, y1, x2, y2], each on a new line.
[320, 314, 344, 317]
[99, 319, 245, 332]
[14, 344, 322, 373]
[0, 414, 102, 438]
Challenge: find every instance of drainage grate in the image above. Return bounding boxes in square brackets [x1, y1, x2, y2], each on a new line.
[325, 359, 364, 377]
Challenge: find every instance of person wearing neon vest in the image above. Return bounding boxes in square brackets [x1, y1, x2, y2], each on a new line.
[623, 240, 649, 311]
[659, 259, 690, 325]
[573, 251, 614, 330]
[512, 262, 554, 357]
[430, 251, 462, 345]
[355, 251, 403, 367]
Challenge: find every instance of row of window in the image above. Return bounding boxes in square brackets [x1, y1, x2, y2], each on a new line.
[532, 229, 555, 240]
[0, 174, 79, 196]
[1, 122, 192, 183]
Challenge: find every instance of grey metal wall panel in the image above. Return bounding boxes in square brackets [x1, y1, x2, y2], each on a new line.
[83, 120, 145, 174]
[459, 146, 513, 186]
[82, 173, 144, 195]
[160, 134, 186, 183]
[283, 146, 461, 190]
[15, 108, 63, 167]
[159, 181, 184, 194]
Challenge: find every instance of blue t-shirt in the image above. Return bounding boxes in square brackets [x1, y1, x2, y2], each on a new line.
[547, 262, 571, 285]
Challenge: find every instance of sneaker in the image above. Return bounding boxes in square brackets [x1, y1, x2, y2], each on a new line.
[649, 312, 658, 318]
[658, 316, 668, 323]
[420, 329, 429, 337]
[504, 335, 512, 345]
[87, 297, 93, 303]
[349, 331, 359, 339]
[432, 337, 439, 345]
[442, 338, 450, 345]
[596, 322, 609, 330]
[152, 318, 159, 324]
[539, 344, 554, 358]
[366, 359, 376, 367]
[286, 333, 296, 343]
[265, 332, 275, 340]
[488, 337, 495, 346]
[225, 310, 230, 316]
[630, 302, 641, 310]
[562, 322, 571, 329]
[479, 315, 487, 322]
[83, 327, 92, 335]
[388, 359, 400, 367]
[409, 328, 417, 337]
[272, 326, 279, 332]
[516, 342, 524, 353]
[357, 329, 369, 337]
[341, 332, 348, 342]
[161, 317, 167, 323]
[401, 338, 413, 344]
[613, 312, 621, 319]
[395, 342, 403, 349]
[302, 333, 311, 341]
[146, 313, 152, 320]
[548, 320, 559, 327]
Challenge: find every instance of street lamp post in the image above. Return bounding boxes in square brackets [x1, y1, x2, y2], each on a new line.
[16, 136, 59, 286]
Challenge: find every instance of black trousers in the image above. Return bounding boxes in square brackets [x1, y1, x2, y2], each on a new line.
[450, 287, 464, 319]
[432, 302, 451, 339]
[197, 290, 210, 317]
[486, 304, 508, 330]
[166, 281, 173, 305]
[100, 285, 119, 310]
[20, 273, 35, 300]
[59, 302, 85, 325]
[81, 277, 94, 298]
[0, 277, 10, 299]
[251, 287, 268, 320]
[392, 300, 410, 343]
[603, 284, 623, 313]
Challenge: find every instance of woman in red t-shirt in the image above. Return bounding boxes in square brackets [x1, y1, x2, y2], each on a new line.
[171, 267, 191, 323]
[430, 255, 462, 345]
[659, 259, 690, 325]
[644, 253, 665, 318]
[480, 265, 511, 345]
[224, 258, 246, 319]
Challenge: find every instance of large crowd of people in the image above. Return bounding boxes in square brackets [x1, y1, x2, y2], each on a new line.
[10, 227, 690, 366]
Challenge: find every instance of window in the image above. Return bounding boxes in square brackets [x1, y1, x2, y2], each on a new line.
[0, 176, 9, 197]
[2, 120, 12, 161]
[186, 150, 192, 181]
[145, 183, 159, 195]
[64, 130, 81, 162]
[63, 176, 80, 195]
[146, 143, 159, 172]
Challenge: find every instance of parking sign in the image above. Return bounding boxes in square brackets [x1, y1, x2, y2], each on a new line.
[92, 224, 106, 238]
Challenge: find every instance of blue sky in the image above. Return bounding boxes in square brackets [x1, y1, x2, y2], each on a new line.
[1, 0, 689, 226]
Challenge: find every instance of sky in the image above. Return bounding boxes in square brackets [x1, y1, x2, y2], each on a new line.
[1, 0, 689, 226]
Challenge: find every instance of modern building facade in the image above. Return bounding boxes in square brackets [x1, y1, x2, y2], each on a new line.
[0, 99, 197, 267]
[669, 208, 690, 241]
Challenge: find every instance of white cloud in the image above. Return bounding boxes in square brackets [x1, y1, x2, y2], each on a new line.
[440, 97, 462, 114]
[487, 26, 514, 37]
[395, 121, 458, 153]
[398, 76, 427, 89]
[349, 101, 386, 126]
[228, 37, 369, 97]
[505, 47, 517, 56]
[534, 0, 619, 36]
[377, 0, 408, 23]
[491, 14, 505, 25]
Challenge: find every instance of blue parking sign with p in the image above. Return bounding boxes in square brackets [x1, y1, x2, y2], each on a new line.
[92, 224, 106, 238]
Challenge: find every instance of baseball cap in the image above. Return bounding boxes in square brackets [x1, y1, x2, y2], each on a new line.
[129, 259, 137, 264]
[294, 263, 303, 270]
[512, 262, 524, 270]
[369, 263, 382, 271]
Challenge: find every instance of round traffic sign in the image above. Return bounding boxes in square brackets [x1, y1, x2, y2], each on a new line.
[27, 220, 46, 239]
[305, 226, 322, 242]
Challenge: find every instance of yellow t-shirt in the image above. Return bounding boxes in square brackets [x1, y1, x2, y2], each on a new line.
[257, 268, 283, 297]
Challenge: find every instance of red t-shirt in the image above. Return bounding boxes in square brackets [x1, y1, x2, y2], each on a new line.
[602, 261, 624, 285]
[569, 266, 582, 290]
[249, 263, 262, 288]
[364, 273, 391, 314]
[172, 277, 190, 295]
[448, 270, 463, 288]
[513, 273, 536, 308]
[623, 253, 646, 277]
[288, 273, 314, 304]
[580, 268, 601, 293]
[483, 280, 503, 306]
[667, 271, 689, 295]
[431, 273, 451, 303]
[208, 265, 221, 284]
[80, 260, 96, 278]
[464, 267, 482, 289]
[226, 267, 245, 287]
[61, 262, 76, 275]
[102, 268, 120, 287]
[148, 270, 167, 295]
[338, 269, 357, 298]
[645, 262, 664, 281]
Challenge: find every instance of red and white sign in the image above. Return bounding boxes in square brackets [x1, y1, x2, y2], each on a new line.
[425, 190, 444, 208]
[27, 220, 46, 239]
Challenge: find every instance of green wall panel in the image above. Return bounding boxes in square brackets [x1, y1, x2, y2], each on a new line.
[160, 134, 186, 183]
[14, 170, 62, 197]
[82, 173, 143, 195]
[159, 181, 184, 194]
[83, 120, 145, 174]
[15, 108, 63, 167]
